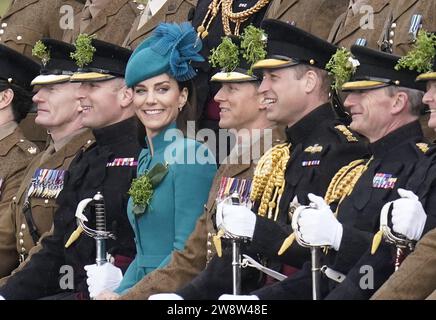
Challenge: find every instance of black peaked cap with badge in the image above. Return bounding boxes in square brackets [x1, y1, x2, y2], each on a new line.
[31, 39, 77, 86]
[417, 51, 436, 82]
[252, 19, 338, 71]
[342, 45, 425, 92]
[71, 39, 132, 82]
[0, 44, 40, 90]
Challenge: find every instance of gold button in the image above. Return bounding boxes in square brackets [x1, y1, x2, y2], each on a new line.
[207, 250, 212, 254]
[44, 199, 49, 204]
[1, 23, 7, 28]
[207, 241, 211, 246]
[12, 196, 16, 201]
[389, 40, 394, 45]
[87, 140, 92, 144]
[20, 139, 24, 142]
[17, 35, 22, 40]
[0, 30, 4, 35]
[207, 232, 212, 237]
[21, 247, 26, 253]
[390, 31, 395, 37]
[19, 232, 23, 237]
[21, 223, 26, 230]
[19, 239, 24, 245]
[391, 23, 397, 28]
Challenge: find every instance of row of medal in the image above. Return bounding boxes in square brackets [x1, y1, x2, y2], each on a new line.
[27, 168, 66, 199]
[216, 177, 253, 207]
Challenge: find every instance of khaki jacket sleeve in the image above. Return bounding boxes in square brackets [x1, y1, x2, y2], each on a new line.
[371, 228, 436, 300]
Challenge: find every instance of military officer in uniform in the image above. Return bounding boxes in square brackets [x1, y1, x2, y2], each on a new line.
[62, 0, 138, 46]
[328, 0, 391, 50]
[0, 45, 40, 278]
[0, 44, 40, 204]
[158, 20, 368, 300]
[371, 43, 436, 301]
[248, 45, 432, 300]
[122, 0, 197, 50]
[264, 0, 349, 40]
[0, 38, 94, 279]
[0, 38, 140, 300]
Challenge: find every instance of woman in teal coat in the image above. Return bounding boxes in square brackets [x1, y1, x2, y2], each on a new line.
[87, 22, 216, 299]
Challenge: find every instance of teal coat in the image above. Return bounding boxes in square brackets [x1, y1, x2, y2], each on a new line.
[115, 123, 216, 294]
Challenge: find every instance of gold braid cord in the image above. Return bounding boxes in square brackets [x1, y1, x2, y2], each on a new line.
[324, 157, 374, 216]
[277, 156, 373, 256]
[197, 0, 271, 38]
[250, 143, 291, 221]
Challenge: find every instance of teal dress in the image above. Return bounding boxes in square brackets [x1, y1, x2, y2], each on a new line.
[115, 123, 216, 294]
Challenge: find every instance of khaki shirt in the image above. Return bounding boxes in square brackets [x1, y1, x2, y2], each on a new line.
[120, 126, 286, 300]
[328, 0, 391, 50]
[0, 129, 94, 278]
[62, 0, 138, 46]
[265, 0, 349, 40]
[122, 0, 196, 50]
[0, 0, 84, 59]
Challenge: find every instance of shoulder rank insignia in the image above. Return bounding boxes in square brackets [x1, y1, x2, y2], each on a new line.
[416, 143, 429, 154]
[27, 147, 38, 154]
[335, 125, 358, 142]
[304, 144, 323, 154]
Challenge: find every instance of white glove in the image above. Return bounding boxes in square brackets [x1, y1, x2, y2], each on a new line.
[220, 204, 256, 238]
[0, 295, 4, 300]
[390, 188, 427, 241]
[293, 193, 343, 250]
[219, 294, 259, 300]
[148, 293, 184, 300]
[85, 263, 123, 299]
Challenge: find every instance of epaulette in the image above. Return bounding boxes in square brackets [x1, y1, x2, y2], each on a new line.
[81, 138, 96, 152]
[16, 139, 39, 156]
[334, 125, 359, 142]
[416, 142, 430, 154]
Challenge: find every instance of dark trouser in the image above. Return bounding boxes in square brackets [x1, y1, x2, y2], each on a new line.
[177, 245, 263, 300]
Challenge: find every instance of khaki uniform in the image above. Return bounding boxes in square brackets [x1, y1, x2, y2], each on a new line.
[382, 0, 436, 56]
[62, 0, 138, 46]
[0, 129, 94, 278]
[119, 127, 286, 300]
[371, 227, 436, 300]
[0, 125, 39, 279]
[0, 124, 39, 204]
[265, 0, 349, 40]
[328, 0, 391, 50]
[379, 0, 436, 142]
[123, 0, 196, 50]
[0, 0, 84, 58]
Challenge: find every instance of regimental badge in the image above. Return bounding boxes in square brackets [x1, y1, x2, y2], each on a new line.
[217, 176, 252, 206]
[28, 168, 66, 199]
[107, 158, 138, 167]
[416, 143, 429, 154]
[373, 173, 397, 189]
[335, 125, 358, 142]
[302, 160, 320, 167]
[304, 144, 323, 154]
[27, 147, 38, 154]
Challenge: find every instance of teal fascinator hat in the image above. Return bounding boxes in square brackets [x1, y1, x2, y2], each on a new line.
[125, 22, 204, 87]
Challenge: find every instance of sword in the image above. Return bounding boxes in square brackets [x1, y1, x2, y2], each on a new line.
[241, 254, 287, 281]
[230, 192, 242, 295]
